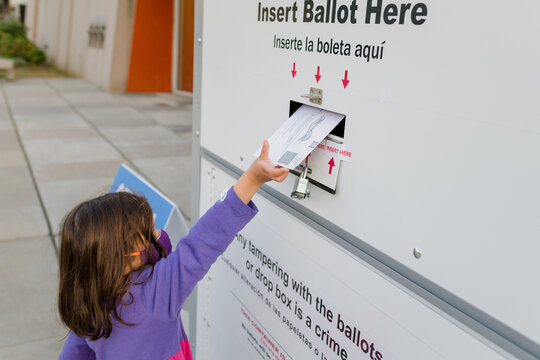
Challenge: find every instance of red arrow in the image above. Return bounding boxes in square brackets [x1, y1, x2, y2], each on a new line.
[342, 70, 349, 89]
[291, 62, 296, 78]
[328, 157, 335, 174]
[315, 66, 321, 83]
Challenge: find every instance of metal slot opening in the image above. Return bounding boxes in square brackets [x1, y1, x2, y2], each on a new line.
[289, 101, 346, 195]
[289, 100, 346, 139]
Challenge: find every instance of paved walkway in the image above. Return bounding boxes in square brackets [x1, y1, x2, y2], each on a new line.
[0, 78, 193, 358]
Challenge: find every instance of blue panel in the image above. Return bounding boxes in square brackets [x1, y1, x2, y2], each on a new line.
[110, 164, 175, 229]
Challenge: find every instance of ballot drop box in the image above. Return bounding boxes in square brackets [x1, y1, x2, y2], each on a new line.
[189, 1, 540, 359]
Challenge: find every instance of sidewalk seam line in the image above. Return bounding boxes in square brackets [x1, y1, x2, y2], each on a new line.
[45, 80, 174, 206]
[0, 335, 68, 350]
[0, 234, 53, 243]
[0, 80, 58, 257]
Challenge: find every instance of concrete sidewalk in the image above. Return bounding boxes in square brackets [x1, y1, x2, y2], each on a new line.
[0, 78, 193, 358]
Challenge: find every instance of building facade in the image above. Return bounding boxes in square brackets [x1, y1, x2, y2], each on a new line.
[21, 0, 193, 93]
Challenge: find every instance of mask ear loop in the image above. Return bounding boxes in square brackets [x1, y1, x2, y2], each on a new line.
[125, 229, 156, 257]
[124, 231, 163, 258]
[125, 251, 141, 257]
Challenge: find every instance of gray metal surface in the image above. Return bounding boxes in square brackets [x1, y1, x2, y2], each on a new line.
[188, 0, 205, 356]
[191, 2, 539, 358]
[200, 146, 539, 360]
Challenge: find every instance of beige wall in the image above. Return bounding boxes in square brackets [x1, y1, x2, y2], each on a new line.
[66, 1, 89, 77]
[55, 0, 71, 70]
[22, 0, 134, 92]
[20, 0, 38, 43]
[21, 0, 33, 40]
[35, 0, 61, 63]
[109, 0, 136, 92]
[82, 0, 119, 90]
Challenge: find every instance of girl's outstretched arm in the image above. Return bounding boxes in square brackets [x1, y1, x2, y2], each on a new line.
[138, 141, 288, 320]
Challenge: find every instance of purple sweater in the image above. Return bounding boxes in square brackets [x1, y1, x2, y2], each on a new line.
[59, 187, 258, 360]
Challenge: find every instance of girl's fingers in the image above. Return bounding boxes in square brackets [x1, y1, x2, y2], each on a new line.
[259, 140, 270, 160]
[266, 165, 288, 178]
[271, 168, 289, 181]
[276, 172, 289, 183]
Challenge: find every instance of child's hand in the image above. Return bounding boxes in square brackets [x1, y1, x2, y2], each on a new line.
[234, 140, 289, 204]
[246, 140, 289, 185]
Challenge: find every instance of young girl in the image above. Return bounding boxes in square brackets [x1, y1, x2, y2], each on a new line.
[58, 141, 288, 360]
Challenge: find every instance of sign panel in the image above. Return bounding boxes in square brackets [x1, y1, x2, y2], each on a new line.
[198, 0, 540, 347]
[304, 138, 345, 192]
[196, 159, 508, 360]
[111, 164, 188, 246]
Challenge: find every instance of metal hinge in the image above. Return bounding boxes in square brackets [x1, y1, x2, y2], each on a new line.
[301, 87, 323, 105]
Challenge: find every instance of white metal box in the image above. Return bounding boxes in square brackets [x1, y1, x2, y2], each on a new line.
[191, 1, 540, 358]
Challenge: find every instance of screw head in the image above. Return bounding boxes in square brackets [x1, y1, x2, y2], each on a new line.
[413, 248, 422, 259]
[240, 154, 244, 161]
[195, 130, 200, 137]
[197, 37, 202, 44]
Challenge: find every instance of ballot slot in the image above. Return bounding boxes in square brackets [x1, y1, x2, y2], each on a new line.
[289, 101, 346, 139]
[289, 101, 346, 196]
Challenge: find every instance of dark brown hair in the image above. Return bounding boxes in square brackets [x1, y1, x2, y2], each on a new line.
[58, 192, 166, 340]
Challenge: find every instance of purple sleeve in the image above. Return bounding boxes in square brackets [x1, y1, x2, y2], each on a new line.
[58, 331, 95, 360]
[139, 186, 258, 320]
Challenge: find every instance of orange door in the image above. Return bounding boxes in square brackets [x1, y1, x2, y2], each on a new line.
[126, 0, 174, 92]
[178, 0, 194, 92]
